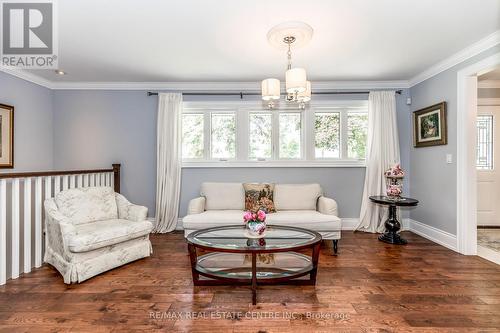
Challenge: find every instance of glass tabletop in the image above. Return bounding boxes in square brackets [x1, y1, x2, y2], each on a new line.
[186, 225, 322, 252]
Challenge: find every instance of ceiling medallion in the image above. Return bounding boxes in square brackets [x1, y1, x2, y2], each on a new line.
[262, 21, 313, 109]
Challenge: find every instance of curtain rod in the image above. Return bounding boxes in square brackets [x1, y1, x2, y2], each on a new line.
[146, 90, 402, 97]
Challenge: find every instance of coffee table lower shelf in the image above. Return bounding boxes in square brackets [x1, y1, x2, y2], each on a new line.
[188, 249, 319, 305]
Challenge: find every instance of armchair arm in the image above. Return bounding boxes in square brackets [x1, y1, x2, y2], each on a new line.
[115, 193, 148, 222]
[44, 199, 76, 259]
[187, 197, 205, 215]
[317, 196, 338, 216]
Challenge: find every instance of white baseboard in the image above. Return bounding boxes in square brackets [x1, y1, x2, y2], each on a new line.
[342, 217, 458, 252]
[147, 217, 184, 230]
[406, 218, 458, 251]
[340, 218, 358, 230]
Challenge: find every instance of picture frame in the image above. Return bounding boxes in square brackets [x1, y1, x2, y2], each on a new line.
[413, 102, 447, 148]
[0, 104, 14, 168]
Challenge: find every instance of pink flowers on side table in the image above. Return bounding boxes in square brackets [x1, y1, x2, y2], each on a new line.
[243, 209, 267, 238]
[385, 163, 405, 199]
[384, 163, 405, 178]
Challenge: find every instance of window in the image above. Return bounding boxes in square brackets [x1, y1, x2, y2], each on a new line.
[347, 112, 369, 159]
[181, 101, 368, 167]
[181, 113, 204, 159]
[315, 112, 340, 158]
[279, 113, 302, 159]
[477, 115, 493, 170]
[249, 113, 272, 160]
[210, 113, 236, 159]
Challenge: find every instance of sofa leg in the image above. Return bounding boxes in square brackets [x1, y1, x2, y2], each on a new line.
[333, 240, 338, 255]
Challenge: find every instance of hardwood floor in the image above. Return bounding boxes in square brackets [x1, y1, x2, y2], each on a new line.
[1, 231, 500, 332]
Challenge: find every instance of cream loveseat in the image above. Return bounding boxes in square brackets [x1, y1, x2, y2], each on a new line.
[183, 183, 341, 254]
[44, 187, 154, 283]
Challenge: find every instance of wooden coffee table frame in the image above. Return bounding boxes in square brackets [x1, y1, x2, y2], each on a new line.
[186, 225, 322, 305]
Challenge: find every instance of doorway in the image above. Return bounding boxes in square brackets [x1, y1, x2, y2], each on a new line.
[456, 52, 500, 256]
[477, 67, 500, 264]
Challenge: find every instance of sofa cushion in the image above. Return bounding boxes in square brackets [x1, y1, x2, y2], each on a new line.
[201, 182, 245, 210]
[243, 183, 276, 213]
[273, 184, 322, 210]
[56, 187, 118, 225]
[182, 210, 340, 232]
[67, 219, 154, 253]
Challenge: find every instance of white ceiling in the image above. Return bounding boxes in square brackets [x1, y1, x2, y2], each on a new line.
[19, 0, 500, 83]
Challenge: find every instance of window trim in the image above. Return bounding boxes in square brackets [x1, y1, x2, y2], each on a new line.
[182, 100, 368, 168]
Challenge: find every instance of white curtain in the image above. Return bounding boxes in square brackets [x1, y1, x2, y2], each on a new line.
[356, 91, 400, 233]
[154, 93, 183, 233]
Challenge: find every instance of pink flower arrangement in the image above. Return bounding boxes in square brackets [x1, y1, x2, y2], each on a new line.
[244, 209, 267, 237]
[243, 209, 266, 223]
[384, 163, 405, 178]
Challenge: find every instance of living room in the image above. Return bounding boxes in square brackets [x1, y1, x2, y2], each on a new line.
[0, 0, 500, 331]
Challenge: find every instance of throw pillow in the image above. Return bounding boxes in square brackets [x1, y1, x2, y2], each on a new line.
[243, 183, 276, 213]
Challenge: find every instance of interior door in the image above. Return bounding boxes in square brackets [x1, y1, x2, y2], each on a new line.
[477, 106, 500, 226]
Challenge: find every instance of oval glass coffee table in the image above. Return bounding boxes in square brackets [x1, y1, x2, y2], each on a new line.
[186, 225, 322, 305]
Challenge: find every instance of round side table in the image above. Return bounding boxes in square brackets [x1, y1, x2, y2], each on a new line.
[369, 196, 419, 245]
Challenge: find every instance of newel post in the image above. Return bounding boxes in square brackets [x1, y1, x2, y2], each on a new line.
[112, 164, 121, 193]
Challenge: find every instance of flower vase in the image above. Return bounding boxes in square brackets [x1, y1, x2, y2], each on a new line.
[245, 221, 267, 238]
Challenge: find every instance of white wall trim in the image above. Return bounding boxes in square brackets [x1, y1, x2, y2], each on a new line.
[0, 66, 53, 88]
[457, 52, 500, 255]
[409, 30, 500, 87]
[406, 219, 458, 251]
[340, 218, 359, 230]
[182, 160, 366, 168]
[25, 79, 411, 91]
[52, 80, 410, 91]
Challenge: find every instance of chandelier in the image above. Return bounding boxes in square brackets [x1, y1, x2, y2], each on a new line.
[261, 21, 313, 109]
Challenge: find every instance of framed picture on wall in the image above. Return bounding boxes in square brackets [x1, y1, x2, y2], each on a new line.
[413, 102, 447, 148]
[0, 104, 14, 168]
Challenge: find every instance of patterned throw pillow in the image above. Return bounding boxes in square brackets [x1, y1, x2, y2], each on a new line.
[243, 183, 276, 213]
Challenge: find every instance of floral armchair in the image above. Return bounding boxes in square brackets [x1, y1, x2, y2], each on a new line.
[44, 187, 153, 284]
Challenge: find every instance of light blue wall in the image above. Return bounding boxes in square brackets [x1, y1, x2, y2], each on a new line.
[409, 45, 500, 234]
[52, 90, 158, 215]
[52, 89, 411, 218]
[0, 72, 54, 172]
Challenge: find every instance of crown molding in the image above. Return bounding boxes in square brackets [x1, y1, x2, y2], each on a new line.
[48, 81, 260, 91]
[409, 30, 500, 87]
[478, 80, 500, 89]
[312, 80, 409, 90]
[0, 69, 410, 91]
[47, 80, 409, 91]
[0, 66, 53, 88]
